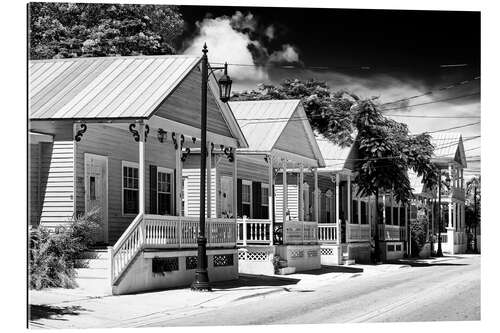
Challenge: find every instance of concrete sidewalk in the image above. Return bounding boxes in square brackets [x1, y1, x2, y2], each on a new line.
[28, 259, 439, 329]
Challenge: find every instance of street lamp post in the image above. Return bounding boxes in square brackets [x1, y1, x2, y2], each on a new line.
[191, 43, 232, 291]
[436, 171, 443, 257]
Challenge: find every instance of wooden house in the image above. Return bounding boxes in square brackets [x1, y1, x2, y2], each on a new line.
[29, 55, 248, 294]
[182, 99, 326, 274]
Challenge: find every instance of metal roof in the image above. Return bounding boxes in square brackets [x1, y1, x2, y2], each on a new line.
[315, 132, 353, 172]
[431, 133, 462, 158]
[229, 99, 301, 151]
[29, 55, 201, 120]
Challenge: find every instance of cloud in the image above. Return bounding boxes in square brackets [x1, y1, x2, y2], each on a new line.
[269, 44, 300, 63]
[183, 16, 268, 81]
[182, 11, 301, 85]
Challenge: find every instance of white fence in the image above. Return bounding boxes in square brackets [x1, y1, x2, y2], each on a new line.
[318, 223, 337, 243]
[111, 214, 236, 283]
[237, 218, 273, 245]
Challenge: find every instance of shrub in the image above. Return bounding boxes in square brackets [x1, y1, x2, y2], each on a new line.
[29, 209, 101, 290]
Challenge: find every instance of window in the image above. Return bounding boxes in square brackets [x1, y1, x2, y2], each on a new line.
[123, 162, 139, 215]
[89, 176, 96, 200]
[393, 207, 399, 226]
[241, 180, 252, 218]
[157, 168, 173, 215]
[261, 184, 269, 219]
[400, 206, 406, 226]
[352, 199, 358, 224]
[325, 190, 334, 223]
[361, 201, 368, 224]
[220, 176, 234, 218]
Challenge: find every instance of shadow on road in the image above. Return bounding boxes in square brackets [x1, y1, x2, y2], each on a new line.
[299, 265, 364, 275]
[30, 304, 89, 322]
[212, 274, 300, 290]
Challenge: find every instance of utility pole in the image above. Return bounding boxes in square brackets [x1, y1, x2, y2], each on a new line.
[473, 186, 478, 253]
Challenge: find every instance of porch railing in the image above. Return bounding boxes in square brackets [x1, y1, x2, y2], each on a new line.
[237, 217, 272, 245]
[348, 224, 371, 242]
[111, 214, 237, 284]
[378, 224, 406, 241]
[318, 223, 337, 243]
[283, 220, 318, 245]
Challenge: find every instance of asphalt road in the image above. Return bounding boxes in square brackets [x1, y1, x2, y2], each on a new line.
[150, 255, 480, 326]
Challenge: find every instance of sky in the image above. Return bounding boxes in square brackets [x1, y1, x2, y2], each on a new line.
[178, 5, 481, 178]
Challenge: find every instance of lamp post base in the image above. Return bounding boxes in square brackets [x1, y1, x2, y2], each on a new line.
[191, 272, 212, 291]
[191, 236, 211, 291]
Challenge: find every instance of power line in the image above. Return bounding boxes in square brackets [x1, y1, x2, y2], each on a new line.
[428, 122, 480, 133]
[385, 114, 480, 119]
[380, 92, 480, 112]
[379, 76, 480, 107]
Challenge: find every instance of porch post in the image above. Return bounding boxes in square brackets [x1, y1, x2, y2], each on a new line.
[335, 173, 340, 245]
[233, 150, 238, 219]
[382, 194, 386, 225]
[283, 159, 288, 223]
[347, 174, 351, 241]
[448, 164, 453, 229]
[267, 155, 274, 244]
[138, 123, 146, 214]
[206, 141, 212, 218]
[314, 168, 319, 222]
[299, 164, 304, 221]
[175, 136, 182, 216]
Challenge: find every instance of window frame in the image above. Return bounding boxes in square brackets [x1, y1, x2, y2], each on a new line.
[241, 179, 252, 218]
[157, 166, 174, 216]
[122, 161, 139, 216]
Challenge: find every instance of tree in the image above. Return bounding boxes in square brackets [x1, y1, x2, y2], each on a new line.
[29, 3, 184, 59]
[465, 176, 481, 253]
[234, 79, 438, 261]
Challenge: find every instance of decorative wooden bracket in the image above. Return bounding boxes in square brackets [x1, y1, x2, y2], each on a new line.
[144, 125, 150, 142]
[211, 142, 215, 154]
[157, 128, 167, 143]
[180, 134, 185, 148]
[129, 124, 140, 142]
[223, 147, 234, 162]
[192, 137, 197, 144]
[172, 132, 178, 149]
[181, 147, 191, 162]
[74, 124, 87, 142]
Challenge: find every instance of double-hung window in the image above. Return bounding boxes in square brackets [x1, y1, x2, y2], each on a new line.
[123, 161, 139, 215]
[241, 180, 252, 218]
[157, 167, 173, 215]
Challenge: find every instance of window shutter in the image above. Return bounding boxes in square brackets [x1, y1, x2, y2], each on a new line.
[237, 178, 242, 218]
[252, 181, 261, 219]
[149, 165, 157, 214]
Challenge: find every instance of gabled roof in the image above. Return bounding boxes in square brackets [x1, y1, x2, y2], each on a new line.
[431, 132, 467, 168]
[228, 99, 325, 167]
[315, 132, 354, 172]
[30, 55, 201, 120]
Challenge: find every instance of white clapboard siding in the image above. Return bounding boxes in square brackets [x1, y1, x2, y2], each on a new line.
[182, 168, 217, 218]
[274, 184, 299, 221]
[40, 141, 75, 226]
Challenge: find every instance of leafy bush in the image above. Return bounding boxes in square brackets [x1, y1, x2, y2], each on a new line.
[410, 205, 429, 257]
[29, 209, 101, 290]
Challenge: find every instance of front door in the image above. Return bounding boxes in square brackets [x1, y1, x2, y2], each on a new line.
[84, 153, 108, 244]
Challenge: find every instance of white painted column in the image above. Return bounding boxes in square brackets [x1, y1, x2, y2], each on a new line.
[448, 164, 453, 229]
[314, 168, 319, 222]
[299, 164, 304, 221]
[358, 197, 361, 225]
[175, 136, 182, 216]
[206, 141, 212, 218]
[347, 174, 351, 242]
[382, 194, 386, 225]
[267, 155, 274, 245]
[138, 123, 146, 214]
[233, 150, 238, 219]
[283, 159, 288, 223]
[336, 173, 341, 245]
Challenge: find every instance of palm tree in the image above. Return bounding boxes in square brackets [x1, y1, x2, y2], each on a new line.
[466, 176, 481, 253]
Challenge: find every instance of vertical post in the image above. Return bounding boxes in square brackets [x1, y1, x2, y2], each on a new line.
[242, 216, 247, 246]
[192, 44, 210, 291]
[437, 171, 443, 257]
[138, 123, 146, 214]
[233, 150, 238, 219]
[267, 155, 274, 244]
[299, 164, 304, 221]
[336, 173, 340, 245]
[206, 141, 212, 218]
[175, 136, 182, 216]
[382, 194, 386, 225]
[314, 168, 319, 222]
[282, 159, 288, 223]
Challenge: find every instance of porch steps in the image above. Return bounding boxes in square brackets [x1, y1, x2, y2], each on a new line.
[342, 252, 356, 266]
[276, 259, 296, 275]
[74, 249, 111, 295]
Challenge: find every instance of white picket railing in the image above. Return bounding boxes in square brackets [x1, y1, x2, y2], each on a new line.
[283, 220, 318, 245]
[348, 224, 371, 241]
[237, 218, 272, 245]
[111, 214, 237, 284]
[318, 223, 337, 243]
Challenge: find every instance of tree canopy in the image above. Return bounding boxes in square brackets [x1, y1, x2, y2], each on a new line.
[233, 79, 438, 204]
[29, 3, 184, 59]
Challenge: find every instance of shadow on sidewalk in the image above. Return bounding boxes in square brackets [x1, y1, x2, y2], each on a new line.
[30, 304, 90, 322]
[298, 265, 364, 275]
[212, 274, 300, 290]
